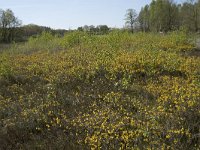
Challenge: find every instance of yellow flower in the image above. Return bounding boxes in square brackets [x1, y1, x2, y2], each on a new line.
[166, 134, 171, 139]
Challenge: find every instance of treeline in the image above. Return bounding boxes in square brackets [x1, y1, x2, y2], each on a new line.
[0, 9, 68, 43]
[77, 25, 110, 34]
[138, 0, 200, 32]
[0, 8, 111, 43]
[21, 24, 67, 39]
[21, 24, 110, 39]
[2, 0, 200, 43]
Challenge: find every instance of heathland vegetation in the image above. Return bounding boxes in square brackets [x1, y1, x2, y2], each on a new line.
[0, 0, 200, 149]
[0, 30, 199, 149]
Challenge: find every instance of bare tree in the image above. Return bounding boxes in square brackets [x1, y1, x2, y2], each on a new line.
[125, 9, 137, 33]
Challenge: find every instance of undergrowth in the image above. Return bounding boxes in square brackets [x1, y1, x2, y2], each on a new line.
[0, 31, 199, 149]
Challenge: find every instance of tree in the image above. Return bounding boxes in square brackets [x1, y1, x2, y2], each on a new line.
[125, 9, 138, 33]
[0, 9, 21, 42]
[89, 25, 96, 33]
[180, 0, 200, 32]
[82, 25, 89, 32]
[97, 25, 109, 34]
[77, 27, 83, 32]
[138, 0, 183, 32]
[149, 0, 170, 32]
[22, 24, 51, 37]
[138, 5, 150, 32]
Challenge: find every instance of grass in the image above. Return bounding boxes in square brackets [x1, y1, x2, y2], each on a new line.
[0, 31, 199, 149]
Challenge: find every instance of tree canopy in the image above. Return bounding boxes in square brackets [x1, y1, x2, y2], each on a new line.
[0, 9, 21, 43]
[138, 0, 200, 32]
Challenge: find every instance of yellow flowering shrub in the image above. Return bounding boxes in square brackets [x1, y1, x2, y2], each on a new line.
[0, 31, 199, 149]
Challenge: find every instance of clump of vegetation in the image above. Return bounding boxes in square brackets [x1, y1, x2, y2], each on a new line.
[0, 31, 199, 149]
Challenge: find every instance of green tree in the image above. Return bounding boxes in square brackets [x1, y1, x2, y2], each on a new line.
[139, 0, 181, 32]
[97, 25, 109, 34]
[77, 27, 83, 32]
[138, 5, 150, 32]
[149, 0, 159, 31]
[0, 9, 21, 43]
[180, 0, 200, 32]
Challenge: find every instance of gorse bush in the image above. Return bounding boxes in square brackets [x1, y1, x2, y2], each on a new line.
[2, 30, 192, 55]
[0, 31, 199, 149]
[60, 31, 90, 48]
[0, 55, 12, 77]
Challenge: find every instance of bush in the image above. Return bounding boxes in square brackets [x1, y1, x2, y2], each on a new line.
[0, 31, 199, 149]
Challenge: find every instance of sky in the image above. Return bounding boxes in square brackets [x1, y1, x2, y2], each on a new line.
[1, 0, 185, 29]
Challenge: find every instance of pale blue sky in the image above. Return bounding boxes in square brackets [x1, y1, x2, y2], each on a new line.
[1, 0, 185, 29]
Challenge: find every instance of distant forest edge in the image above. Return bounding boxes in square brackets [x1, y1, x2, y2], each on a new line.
[1, 0, 200, 43]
